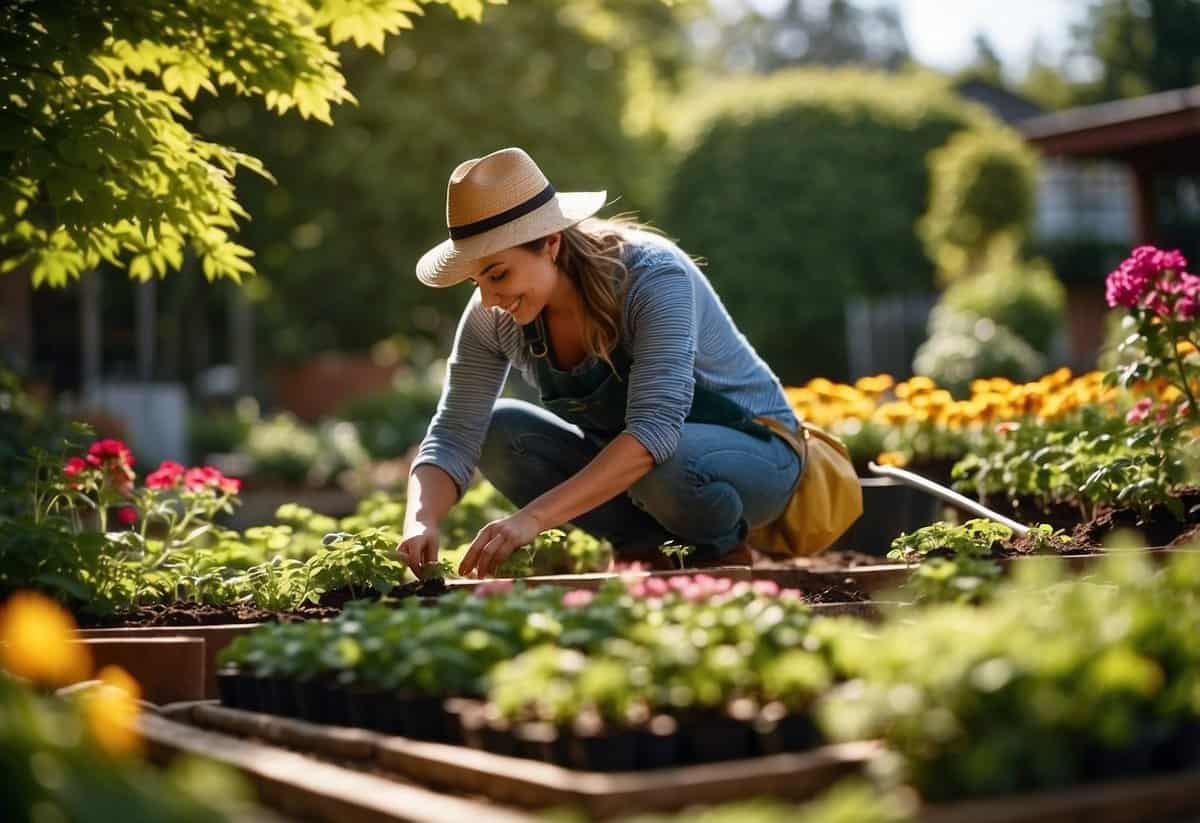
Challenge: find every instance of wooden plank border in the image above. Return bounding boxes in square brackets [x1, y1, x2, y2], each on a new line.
[177, 702, 877, 819]
[140, 711, 536, 823]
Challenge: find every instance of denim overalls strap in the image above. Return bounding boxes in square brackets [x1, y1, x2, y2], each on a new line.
[520, 312, 774, 442]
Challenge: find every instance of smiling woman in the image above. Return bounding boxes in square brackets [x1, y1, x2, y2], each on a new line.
[398, 148, 813, 577]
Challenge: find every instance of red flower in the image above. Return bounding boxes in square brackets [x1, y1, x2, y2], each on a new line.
[145, 461, 185, 490]
[115, 507, 138, 527]
[63, 457, 88, 477]
[86, 439, 134, 469]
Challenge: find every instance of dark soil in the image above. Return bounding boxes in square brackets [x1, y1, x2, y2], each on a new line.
[75, 577, 450, 629]
[77, 601, 342, 628]
[1071, 487, 1200, 549]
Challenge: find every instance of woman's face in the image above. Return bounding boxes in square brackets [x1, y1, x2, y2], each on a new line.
[469, 233, 562, 326]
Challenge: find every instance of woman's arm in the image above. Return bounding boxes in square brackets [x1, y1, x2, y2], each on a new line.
[398, 463, 460, 572]
[456, 433, 654, 577]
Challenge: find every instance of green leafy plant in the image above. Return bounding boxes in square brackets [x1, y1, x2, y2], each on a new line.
[0, 0, 504, 287]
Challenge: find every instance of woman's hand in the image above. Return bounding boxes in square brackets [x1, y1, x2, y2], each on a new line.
[397, 523, 441, 577]
[458, 510, 544, 578]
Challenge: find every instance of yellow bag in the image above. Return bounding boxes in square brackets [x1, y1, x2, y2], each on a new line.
[748, 417, 863, 557]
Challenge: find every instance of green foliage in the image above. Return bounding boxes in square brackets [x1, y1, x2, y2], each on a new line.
[820, 552, 1200, 800]
[1072, 0, 1200, 103]
[1, 677, 239, 822]
[917, 129, 1038, 280]
[888, 519, 1011, 605]
[242, 412, 371, 487]
[338, 379, 441, 460]
[936, 259, 1066, 355]
[912, 308, 1046, 398]
[660, 68, 999, 381]
[187, 406, 251, 461]
[951, 411, 1192, 521]
[620, 780, 914, 823]
[197, 0, 690, 360]
[0, 0, 503, 287]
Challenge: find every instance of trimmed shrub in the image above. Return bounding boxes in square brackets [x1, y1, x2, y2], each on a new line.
[919, 129, 1039, 280]
[938, 259, 1066, 355]
[659, 68, 1006, 382]
[913, 307, 1045, 397]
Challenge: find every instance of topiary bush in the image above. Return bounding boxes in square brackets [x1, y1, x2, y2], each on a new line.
[918, 129, 1039, 280]
[937, 258, 1066, 355]
[658, 68, 1007, 382]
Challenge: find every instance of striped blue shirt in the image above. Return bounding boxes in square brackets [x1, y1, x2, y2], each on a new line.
[412, 229, 798, 493]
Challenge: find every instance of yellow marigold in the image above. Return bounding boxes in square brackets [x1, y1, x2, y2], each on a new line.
[988, 377, 1015, 393]
[969, 379, 992, 397]
[0, 591, 91, 686]
[1178, 340, 1197, 356]
[1045, 367, 1073, 388]
[84, 665, 142, 757]
[785, 387, 818, 406]
[806, 377, 837, 396]
[873, 401, 914, 425]
[854, 374, 895, 394]
[876, 451, 908, 467]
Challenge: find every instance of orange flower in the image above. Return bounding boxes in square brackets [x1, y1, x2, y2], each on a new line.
[876, 451, 908, 467]
[0, 591, 90, 686]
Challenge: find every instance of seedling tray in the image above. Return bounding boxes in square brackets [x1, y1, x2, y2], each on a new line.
[166, 701, 878, 818]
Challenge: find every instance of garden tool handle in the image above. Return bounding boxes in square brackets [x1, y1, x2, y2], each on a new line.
[867, 462, 1030, 537]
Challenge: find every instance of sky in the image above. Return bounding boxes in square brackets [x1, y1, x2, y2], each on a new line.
[881, 0, 1087, 78]
[734, 0, 1093, 80]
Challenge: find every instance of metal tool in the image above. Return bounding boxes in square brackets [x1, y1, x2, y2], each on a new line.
[867, 461, 1030, 537]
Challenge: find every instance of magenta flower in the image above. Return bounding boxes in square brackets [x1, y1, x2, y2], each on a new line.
[1105, 246, 1188, 309]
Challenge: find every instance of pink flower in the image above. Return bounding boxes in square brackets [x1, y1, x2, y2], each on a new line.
[752, 580, 781, 597]
[472, 579, 514, 597]
[1126, 397, 1154, 425]
[780, 588, 804, 601]
[643, 577, 669, 597]
[115, 507, 138, 527]
[562, 589, 594, 608]
[63, 457, 88, 477]
[183, 465, 241, 495]
[1106, 246, 1188, 309]
[145, 460, 185, 490]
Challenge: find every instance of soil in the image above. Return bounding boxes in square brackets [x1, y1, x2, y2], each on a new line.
[75, 577, 450, 629]
[1001, 531, 1098, 556]
[1070, 487, 1200, 549]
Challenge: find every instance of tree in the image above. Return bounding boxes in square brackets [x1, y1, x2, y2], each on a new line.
[192, 0, 693, 361]
[1071, 0, 1200, 102]
[0, 0, 504, 288]
[958, 32, 1005, 86]
[699, 0, 909, 75]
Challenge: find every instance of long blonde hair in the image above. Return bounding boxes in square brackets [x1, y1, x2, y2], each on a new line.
[521, 214, 661, 373]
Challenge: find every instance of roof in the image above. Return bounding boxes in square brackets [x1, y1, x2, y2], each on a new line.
[1019, 85, 1200, 160]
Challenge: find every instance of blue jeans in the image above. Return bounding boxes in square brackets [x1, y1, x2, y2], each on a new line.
[478, 399, 803, 560]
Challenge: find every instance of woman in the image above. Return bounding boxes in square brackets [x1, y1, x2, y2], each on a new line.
[398, 147, 803, 578]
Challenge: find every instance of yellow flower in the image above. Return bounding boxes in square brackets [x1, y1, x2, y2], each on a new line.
[876, 451, 908, 467]
[873, 401, 914, 425]
[85, 665, 142, 757]
[0, 591, 91, 686]
[854, 374, 895, 394]
[1177, 340, 1197, 356]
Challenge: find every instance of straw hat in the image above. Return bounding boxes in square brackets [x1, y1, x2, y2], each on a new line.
[416, 147, 607, 288]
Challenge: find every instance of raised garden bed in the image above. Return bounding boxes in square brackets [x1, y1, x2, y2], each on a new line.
[160, 701, 877, 818]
